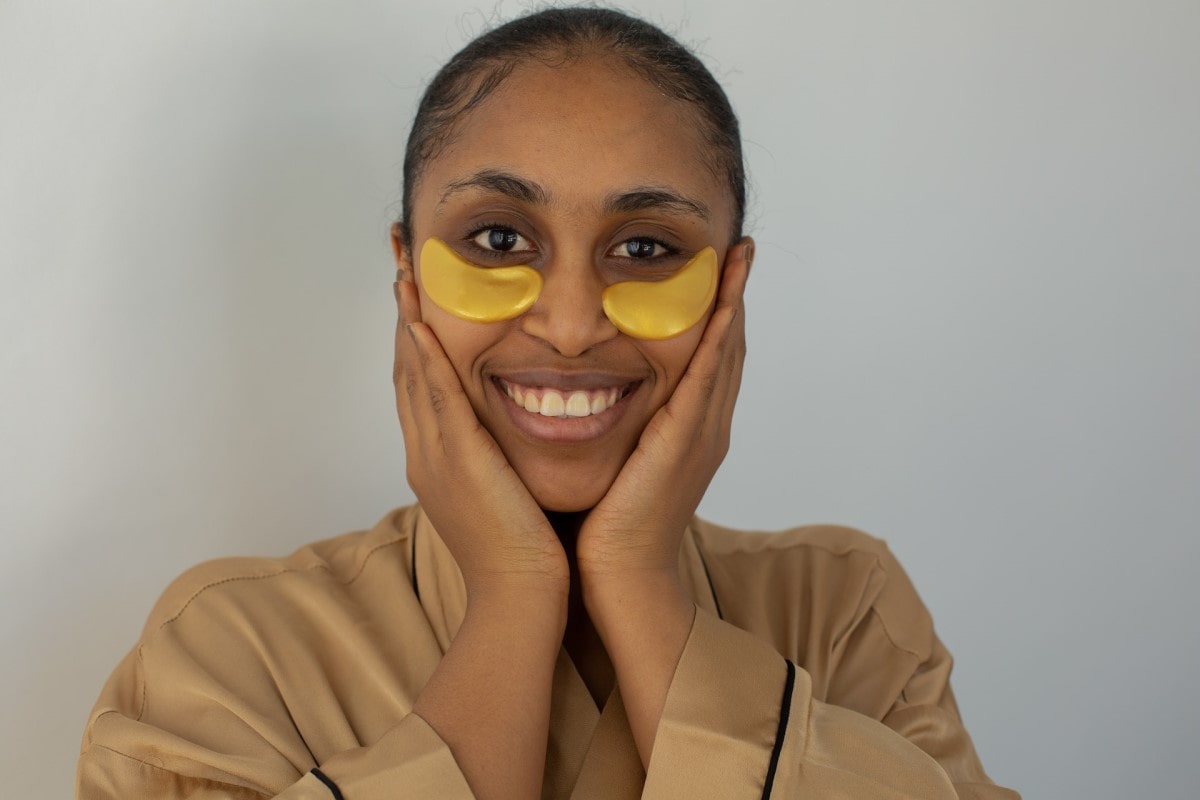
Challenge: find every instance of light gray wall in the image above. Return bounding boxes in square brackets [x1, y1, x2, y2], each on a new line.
[2, 1, 1197, 797]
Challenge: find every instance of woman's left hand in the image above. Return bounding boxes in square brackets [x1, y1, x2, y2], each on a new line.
[576, 239, 753, 766]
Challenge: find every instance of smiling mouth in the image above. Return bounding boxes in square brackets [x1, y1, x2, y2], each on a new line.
[495, 378, 637, 418]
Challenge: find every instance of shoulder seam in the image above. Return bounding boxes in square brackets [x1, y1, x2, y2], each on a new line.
[697, 524, 927, 664]
[81, 741, 270, 798]
[157, 536, 407, 631]
[693, 519, 890, 561]
[134, 536, 407, 722]
[866, 605, 924, 661]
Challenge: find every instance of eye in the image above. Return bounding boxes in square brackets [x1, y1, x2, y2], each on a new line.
[470, 226, 533, 253]
[609, 237, 673, 259]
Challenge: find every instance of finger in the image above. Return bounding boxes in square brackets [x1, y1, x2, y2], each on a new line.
[406, 320, 489, 457]
[659, 242, 751, 445]
[711, 241, 751, 416]
[393, 323, 428, 496]
[714, 239, 753, 315]
[667, 241, 752, 420]
[396, 280, 500, 463]
[392, 282, 422, 438]
[396, 270, 424, 326]
[394, 280, 445, 465]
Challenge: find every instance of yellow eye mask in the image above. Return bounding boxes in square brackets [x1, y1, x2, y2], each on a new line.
[419, 237, 543, 323]
[418, 237, 718, 340]
[601, 247, 718, 340]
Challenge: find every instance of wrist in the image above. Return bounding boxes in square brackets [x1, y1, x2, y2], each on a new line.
[466, 574, 570, 631]
[581, 569, 692, 634]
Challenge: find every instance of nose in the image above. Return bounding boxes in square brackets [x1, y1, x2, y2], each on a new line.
[519, 255, 618, 357]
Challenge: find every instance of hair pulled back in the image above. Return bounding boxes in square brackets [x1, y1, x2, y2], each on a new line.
[399, 6, 746, 249]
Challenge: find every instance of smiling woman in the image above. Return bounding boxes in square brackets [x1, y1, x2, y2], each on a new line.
[76, 8, 1017, 800]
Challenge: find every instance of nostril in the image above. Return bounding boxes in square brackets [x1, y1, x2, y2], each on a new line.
[518, 286, 619, 356]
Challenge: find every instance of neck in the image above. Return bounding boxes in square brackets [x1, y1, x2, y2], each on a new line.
[544, 509, 586, 546]
[545, 508, 614, 707]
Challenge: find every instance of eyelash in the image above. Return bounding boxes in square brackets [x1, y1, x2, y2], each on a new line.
[463, 224, 678, 260]
[464, 222, 533, 258]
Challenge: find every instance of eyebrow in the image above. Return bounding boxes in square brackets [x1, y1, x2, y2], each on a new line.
[438, 169, 710, 222]
[439, 170, 550, 208]
[603, 187, 711, 222]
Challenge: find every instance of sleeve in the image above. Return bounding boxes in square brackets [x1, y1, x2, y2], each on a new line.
[76, 650, 475, 800]
[641, 539, 1021, 799]
[76, 548, 478, 800]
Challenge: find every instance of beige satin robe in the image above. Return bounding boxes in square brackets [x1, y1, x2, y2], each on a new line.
[77, 505, 1019, 798]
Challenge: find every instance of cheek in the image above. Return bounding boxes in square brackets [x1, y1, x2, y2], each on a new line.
[416, 288, 504, 393]
[637, 324, 706, 397]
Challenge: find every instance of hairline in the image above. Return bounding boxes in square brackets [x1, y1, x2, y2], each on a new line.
[405, 50, 741, 246]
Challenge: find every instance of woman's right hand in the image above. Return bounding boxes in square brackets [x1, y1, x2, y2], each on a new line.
[392, 271, 569, 598]
[393, 267, 568, 800]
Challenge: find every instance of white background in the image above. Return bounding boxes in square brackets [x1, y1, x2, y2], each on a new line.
[2, 1, 1198, 797]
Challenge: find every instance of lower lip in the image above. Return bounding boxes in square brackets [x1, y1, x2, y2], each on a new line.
[491, 379, 639, 444]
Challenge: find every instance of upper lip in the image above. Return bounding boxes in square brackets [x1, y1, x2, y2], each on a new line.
[489, 370, 643, 391]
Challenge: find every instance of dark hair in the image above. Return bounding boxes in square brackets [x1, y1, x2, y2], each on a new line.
[399, 6, 746, 249]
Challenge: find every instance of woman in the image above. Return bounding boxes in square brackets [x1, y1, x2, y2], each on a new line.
[77, 8, 1017, 799]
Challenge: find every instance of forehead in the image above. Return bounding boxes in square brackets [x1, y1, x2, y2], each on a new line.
[412, 58, 731, 228]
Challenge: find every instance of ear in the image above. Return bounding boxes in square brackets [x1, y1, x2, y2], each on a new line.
[390, 221, 413, 279]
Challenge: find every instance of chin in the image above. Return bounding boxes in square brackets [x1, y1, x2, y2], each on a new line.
[528, 480, 608, 513]
[517, 459, 621, 513]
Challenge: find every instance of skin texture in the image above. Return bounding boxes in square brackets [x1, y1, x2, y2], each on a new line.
[392, 55, 753, 800]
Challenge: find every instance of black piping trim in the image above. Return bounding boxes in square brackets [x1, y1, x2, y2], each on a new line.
[411, 527, 420, 601]
[760, 659, 796, 800]
[692, 541, 724, 620]
[310, 767, 344, 800]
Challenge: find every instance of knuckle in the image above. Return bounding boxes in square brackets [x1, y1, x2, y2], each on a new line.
[428, 388, 449, 415]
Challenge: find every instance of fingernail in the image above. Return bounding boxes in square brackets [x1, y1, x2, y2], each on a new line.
[405, 323, 416, 342]
[743, 242, 755, 265]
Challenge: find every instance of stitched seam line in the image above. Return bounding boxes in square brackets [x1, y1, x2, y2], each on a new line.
[721, 544, 924, 663]
[134, 535, 410, 722]
[159, 536, 408, 632]
[83, 742, 268, 797]
[867, 606, 923, 661]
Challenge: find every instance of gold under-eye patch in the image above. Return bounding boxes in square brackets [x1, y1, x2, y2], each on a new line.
[601, 247, 719, 340]
[419, 237, 542, 322]
[418, 237, 718, 339]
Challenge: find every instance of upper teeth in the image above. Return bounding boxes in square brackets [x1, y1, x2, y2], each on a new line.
[501, 381, 623, 418]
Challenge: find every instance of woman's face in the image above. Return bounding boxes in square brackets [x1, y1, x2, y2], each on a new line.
[398, 57, 744, 512]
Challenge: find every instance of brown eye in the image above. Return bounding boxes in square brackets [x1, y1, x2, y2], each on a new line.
[472, 227, 532, 253]
[609, 237, 671, 259]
